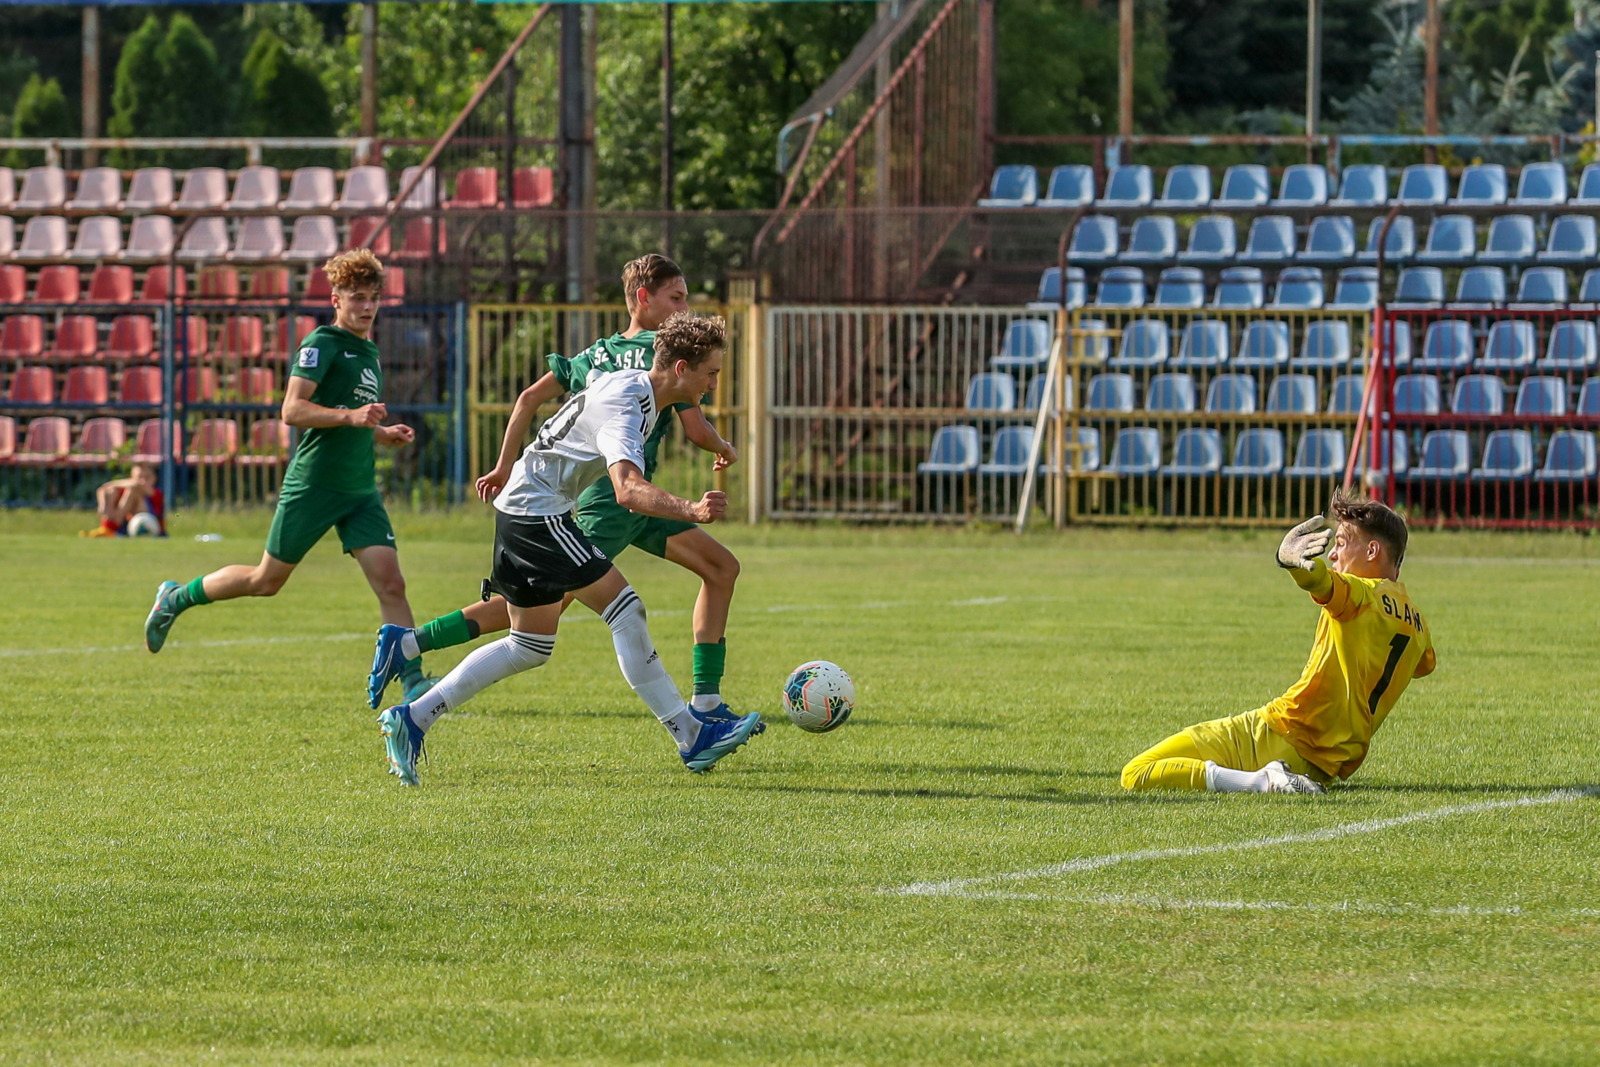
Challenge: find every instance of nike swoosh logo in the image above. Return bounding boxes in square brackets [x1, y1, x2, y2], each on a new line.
[386, 533, 395, 540]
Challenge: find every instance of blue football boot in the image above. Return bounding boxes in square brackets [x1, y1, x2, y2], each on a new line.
[696, 701, 766, 735]
[377, 704, 426, 786]
[367, 624, 417, 709]
[680, 711, 762, 774]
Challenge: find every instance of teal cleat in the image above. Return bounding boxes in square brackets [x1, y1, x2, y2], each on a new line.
[367, 624, 417, 709]
[144, 580, 182, 653]
[402, 674, 438, 703]
[377, 704, 426, 786]
[681, 710, 762, 774]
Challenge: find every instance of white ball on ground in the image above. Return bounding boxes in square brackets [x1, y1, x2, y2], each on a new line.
[127, 512, 161, 537]
[783, 660, 855, 732]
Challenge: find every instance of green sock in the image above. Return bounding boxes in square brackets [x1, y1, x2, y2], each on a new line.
[171, 576, 211, 611]
[415, 610, 478, 654]
[692, 639, 726, 696]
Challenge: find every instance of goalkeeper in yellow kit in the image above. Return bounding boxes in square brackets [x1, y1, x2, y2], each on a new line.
[1122, 490, 1435, 794]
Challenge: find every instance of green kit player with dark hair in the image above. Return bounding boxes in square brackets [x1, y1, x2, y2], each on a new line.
[368, 253, 746, 725]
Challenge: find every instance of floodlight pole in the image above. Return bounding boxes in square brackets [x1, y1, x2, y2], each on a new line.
[361, 3, 379, 139]
[82, 7, 100, 165]
[1305, 0, 1321, 144]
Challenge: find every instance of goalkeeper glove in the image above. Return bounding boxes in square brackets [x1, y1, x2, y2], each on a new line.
[1276, 515, 1331, 571]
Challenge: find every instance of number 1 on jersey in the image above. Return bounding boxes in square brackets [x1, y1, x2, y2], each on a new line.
[1367, 633, 1411, 714]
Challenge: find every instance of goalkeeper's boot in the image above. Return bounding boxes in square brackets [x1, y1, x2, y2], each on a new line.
[695, 701, 766, 735]
[680, 711, 762, 774]
[144, 580, 182, 653]
[1262, 760, 1326, 795]
[377, 704, 426, 786]
[367, 624, 417, 709]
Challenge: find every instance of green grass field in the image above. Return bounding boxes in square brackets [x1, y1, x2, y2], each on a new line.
[3, 510, 1598, 1065]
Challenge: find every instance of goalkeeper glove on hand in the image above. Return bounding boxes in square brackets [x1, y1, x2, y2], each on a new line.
[1277, 515, 1332, 571]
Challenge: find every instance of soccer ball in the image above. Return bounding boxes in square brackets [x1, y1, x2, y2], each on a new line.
[127, 512, 161, 537]
[783, 660, 855, 732]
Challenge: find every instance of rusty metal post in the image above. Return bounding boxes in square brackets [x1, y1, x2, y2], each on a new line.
[361, 3, 378, 140]
[661, 3, 675, 255]
[1305, 0, 1321, 141]
[1119, 0, 1134, 143]
[977, 0, 995, 183]
[82, 6, 100, 165]
[1424, 0, 1439, 163]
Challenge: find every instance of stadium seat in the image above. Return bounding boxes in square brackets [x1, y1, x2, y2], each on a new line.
[1121, 215, 1178, 263]
[1298, 216, 1355, 263]
[917, 424, 981, 474]
[1092, 266, 1146, 308]
[1096, 165, 1153, 208]
[334, 166, 390, 211]
[196, 265, 239, 304]
[1212, 164, 1270, 208]
[1269, 266, 1325, 309]
[0, 217, 14, 257]
[391, 216, 445, 261]
[181, 366, 219, 404]
[0, 263, 22, 303]
[129, 418, 180, 463]
[1067, 215, 1118, 266]
[123, 167, 175, 212]
[13, 416, 70, 465]
[0, 315, 44, 359]
[219, 316, 265, 361]
[512, 166, 555, 209]
[13, 215, 68, 259]
[1239, 216, 1296, 263]
[1232, 319, 1290, 367]
[1085, 373, 1135, 412]
[1330, 164, 1388, 207]
[1582, 269, 1600, 305]
[978, 425, 1036, 477]
[1581, 379, 1600, 416]
[236, 366, 278, 404]
[1164, 427, 1222, 475]
[1222, 428, 1285, 476]
[1415, 320, 1475, 370]
[60, 364, 109, 404]
[1396, 164, 1448, 205]
[105, 315, 155, 361]
[1454, 265, 1506, 305]
[1026, 266, 1086, 311]
[1022, 373, 1069, 412]
[1211, 266, 1264, 309]
[1293, 320, 1351, 368]
[1108, 318, 1168, 368]
[227, 166, 280, 210]
[1392, 373, 1442, 415]
[179, 315, 210, 359]
[1328, 266, 1378, 310]
[0, 414, 13, 462]
[1415, 215, 1476, 263]
[14, 165, 66, 211]
[1409, 430, 1473, 479]
[1152, 266, 1205, 309]
[121, 216, 176, 263]
[1515, 266, 1568, 305]
[1143, 372, 1195, 412]
[1476, 320, 1536, 370]
[1036, 425, 1100, 473]
[1450, 163, 1508, 205]
[1205, 373, 1256, 413]
[305, 269, 333, 301]
[48, 315, 99, 361]
[1284, 429, 1347, 477]
[1327, 374, 1368, 415]
[1369, 429, 1410, 478]
[67, 167, 123, 212]
[229, 217, 285, 262]
[991, 319, 1051, 371]
[1068, 318, 1111, 363]
[1388, 322, 1413, 367]
[176, 217, 229, 261]
[1172, 319, 1228, 367]
[248, 267, 291, 303]
[1536, 430, 1598, 481]
[68, 417, 125, 466]
[1272, 164, 1328, 208]
[34, 264, 80, 304]
[345, 216, 392, 257]
[1106, 426, 1162, 475]
[1514, 375, 1568, 417]
[1472, 429, 1534, 480]
[978, 165, 1036, 207]
[1178, 215, 1237, 264]
[1512, 161, 1567, 205]
[0, 167, 12, 210]
[1265, 374, 1317, 414]
[284, 216, 339, 264]
[1394, 265, 1445, 305]
[1451, 374, 1506, 415]
[446, 167, 501, 210]
[1039, 164, 1095, 207]
[964, 372, 1016, 411]
[237, 418, 292, 467]
[185, 418, 239, 465]
[1152, 164, 1211, 209]
[174, 167, 227, 212]
[1357, 215, 1416, 263]
[136, 264, 186, 305]
[1478, 215, 1536, 264]
[1539, 320, 1598, 370]
[6, 365, 53, 403]
[1539, 215, 1596, 265]
[281, 167, 336, 211]
[87, 264, 133, 305]
[1576, 163, 1600, 205]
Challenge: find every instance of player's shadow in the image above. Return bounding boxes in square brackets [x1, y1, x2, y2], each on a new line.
[736, 781, 1198, 806]
[1341, 782, 1598, 795]
[847, 717, 1004, 731]
[862, 761, 1107, 781]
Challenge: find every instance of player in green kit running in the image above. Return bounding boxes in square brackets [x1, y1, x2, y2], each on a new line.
[366, 254, 746, 723]
[144, 250, 433, 700]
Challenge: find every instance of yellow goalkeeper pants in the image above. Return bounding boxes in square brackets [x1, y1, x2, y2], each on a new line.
[1120, 709, 1330, 791]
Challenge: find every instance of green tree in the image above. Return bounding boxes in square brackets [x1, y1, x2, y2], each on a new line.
[106, 14, 164, 165]
[156, 13, 229, 137]
[8, 73, 70, 167]
[241, 28, 335, 141]
[1449, 0, 1570, 90]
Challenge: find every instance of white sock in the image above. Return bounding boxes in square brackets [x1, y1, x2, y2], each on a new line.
[407, 631, 553, 732]
[399, 630, 421, 660]
[1204, 761, 1270, 793]
[690, 693, 723, 713]
[601, 586, 700, 751]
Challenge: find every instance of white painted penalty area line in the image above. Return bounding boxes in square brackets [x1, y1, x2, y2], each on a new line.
[938, 891, 1600, 919]
[889, 789, 1594, 898]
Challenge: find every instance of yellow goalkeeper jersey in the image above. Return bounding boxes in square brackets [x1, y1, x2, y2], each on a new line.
[1262, 561, 1436, 779]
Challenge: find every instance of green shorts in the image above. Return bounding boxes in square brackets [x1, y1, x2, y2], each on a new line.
[574, 477, 696, 561]
[265, 482, 396, 565]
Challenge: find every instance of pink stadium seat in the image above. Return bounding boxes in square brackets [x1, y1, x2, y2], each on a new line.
[345, 216, 391, 257]
[67, 167, 123, 212]
[123, 168, 175, 212]
[118, 366, 163, 405]
[248, 267, 291, 303]
[0, 217, 13, 257]
[174, 167, 227, 211]
[281, 166, 336, 211]
[13, 416, 71, 465]
[513, 166, 555, 208]
[14, 166, 67, 211]
[183, 366, 220, 404]
[382, 267, 406, 306]
[130, 418, 180, 464]
[227, 166, 280, 210]
[229, 216, 285, 262]
[69, 417, 127, 466]
[61, 364, 110, 404]
[7, 365, 54, 403]
[273, 315, 318, 360]
[446, 167, 500, 209]
[185, 417, 238, 465]
[0, 167, 14, 211]
[237, 417, 291, 467]
[137, 265, 186, 305]
[284, 216, 338, 263]
[0, 414, 15, 462]
[334, 166, 389, 211]
[13, 215, 69, 259]
[1, 315, 45, 359]
[180, 315, 210, 358]
[390, 217, 444, 261]
[0, 264, 25, 304]
[48, 315, 100, 361]
[177, 217, 229, 262]
[88, 264, 134, 305]
[305, 269, 333, 302]
[105, 315, 155, 361]
[195, 265, 239, 305]
[70, 216, 124, 261]
[236, 367, 278, 404]
[394, 166, 438, 209]
[34, 265, 81, 304]
[219, 315, 264, 360]
[122, 216, 176, 263]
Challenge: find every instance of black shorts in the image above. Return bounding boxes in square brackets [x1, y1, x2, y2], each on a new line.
[488, 510, 614, 608]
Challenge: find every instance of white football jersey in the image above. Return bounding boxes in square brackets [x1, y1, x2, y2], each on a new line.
[495, 368, 657, 517]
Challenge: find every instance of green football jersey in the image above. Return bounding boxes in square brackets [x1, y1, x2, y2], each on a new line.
[283, 325, 383, 494]
[547, 331, 688, 478]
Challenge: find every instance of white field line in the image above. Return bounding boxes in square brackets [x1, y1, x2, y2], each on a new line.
[936, 890, 1600, 919]
[890, 789, 1592, 898]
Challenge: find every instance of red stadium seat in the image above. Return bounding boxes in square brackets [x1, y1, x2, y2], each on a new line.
[345, 216, 391, 257]
[137, 265, 187, 305]
[34, 265, 81, 304]
[0, 415, 15, 462]
[0, 264, 25, 304]
[13, 416, 71, 465]
[130, 418, 181, 464]
[273, 315, 318, 361]
[236, 367, 278, 404]
[105, 315, 155, 361]
[304, 269, 332, 302]
[184, 418, 239, 465]
[6, 365, 54, 404]
[447, 167, 500, 209]
[195, 266, 239, 305]
[61, 365, 110, 404]
[237, 417, 291, 467]
[513, 166, 555, 208]
[390, 217, 444, 261]
[218, 315, 264, 360]
[248, 267, 291, 303]
[118, 366, 163, 405]
[182, 366, 219, 404]
[180, 315, 210, 358]
[69, 417, 127, 466]
[382, 267, 406, 306]
[47, 315, 100, 361]
[0, 315, 45, 360]
[87, 264, 134, 305]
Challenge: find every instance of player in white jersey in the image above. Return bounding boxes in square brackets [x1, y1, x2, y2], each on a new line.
[376, 312, 762, 785]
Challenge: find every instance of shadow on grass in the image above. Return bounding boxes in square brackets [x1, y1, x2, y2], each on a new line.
[1341, 782, 1599, 795]
[857, 762, 1109, 780]
[732, 781, 1201, 806]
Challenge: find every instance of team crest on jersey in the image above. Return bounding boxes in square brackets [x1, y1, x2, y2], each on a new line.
[355, 367, 381, 404]
[297, 347, 319, 368]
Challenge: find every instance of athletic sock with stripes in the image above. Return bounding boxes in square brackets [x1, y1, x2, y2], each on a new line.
[602, 586, 700, 751]
[406, 631, 554, 732]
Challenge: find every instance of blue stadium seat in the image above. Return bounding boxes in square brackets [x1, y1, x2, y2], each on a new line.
[1068, 215, 1119, 266]
[991, 319, 1052, 371]
[1515, 266, 1568, 305]
[1514, 375, 1568, 417]
[1449, 163, 1508, 205]
[1330, 164, 1388, 207]
[1213, 164, 1271, 208]
[1575, 163, 1600, 205]
[1513, 161, 1567, 205]
[1451, 374, 1506, 415]
[1284, 429, 1347, 477]
[1292, 320, 1351, 368]
[1329, 266, 1379, 309]
[1039, 164, 1095, 208]
[1475, 321, 1536, 371]
[1270, 266, 1326, 309]
[1357, 215, 1416, 263]
[1240, 216, 1296, 263]
[1233, 319, 1290, 367]
[1415, 320, 1475, 370]
[1022, 372, 1071, 412]
[1265, 374, 1317, 414]
[1223, 428, 1286, 476]
[1106, 426, 1162, 475]
[1027, 266, 1087, 311]
[1388, 320, 1414, 367]
[1093, 267, 1147, 308]
[1478, 215, 1537, 264]
[1164, 427, 1223, 476]
[1069, 318, 1113, 363]
[1108, 318, 1169, 368]
[1153, 266, 1206, 309]
[1205, 373, 1257, 413]
[1394, 265, 1445, 305]
[1472, 429, 1534, 480]
[1272, 164, 1329, 208]
[1153, 164, 1212, 209]
[1097, 164, 1153, 208]
[965, 372, 1017, 412]
[1298, 216, 1356, 263]
[1327, 374, 1367, 414]
[1453, 265, 1506, 305]
[1143, 372, 1196, 412]
[1536, 430, 1598, 481]
[979, 425, 1036, 477]
[1397, 164, 1448, 205]
[1408, 430, 1471, 479]
[978, 165, 1036, 207]
[1415, 215, 1476, 263]
[1172, 319, 1229, 368]
[1539, 215, 1596, 264]
[1539, 320, 1598, 370]
[1369, 429, 1410, 478]
[1392, 374, 1442, 415]
[1179, 215, 1237, 264]
[1038, 426, 1102, 474]
[1121, 215, 1179, 263]
[1212, 266, 1265, 310]
[1583, 270, 1600, 305]
[918, 424, 981, 474]
[1085, 372, 1135, 412]
[1581, 379, 1600, 416]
